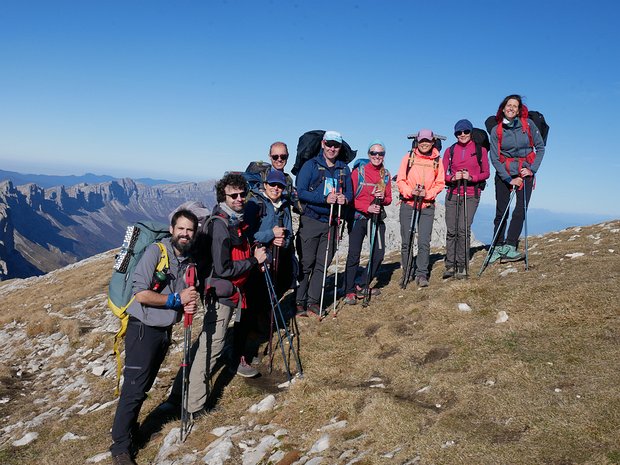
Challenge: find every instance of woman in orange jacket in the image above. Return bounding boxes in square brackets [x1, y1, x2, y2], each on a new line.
[396, 129, 445, 287]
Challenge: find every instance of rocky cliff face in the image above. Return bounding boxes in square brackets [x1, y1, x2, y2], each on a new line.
[0, 179, 216, 280]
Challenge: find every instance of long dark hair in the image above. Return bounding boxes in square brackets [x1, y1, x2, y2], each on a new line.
[496, 94, 524, 121]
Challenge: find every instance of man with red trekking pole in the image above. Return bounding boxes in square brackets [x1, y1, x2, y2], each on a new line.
[110, 209, 198, 465]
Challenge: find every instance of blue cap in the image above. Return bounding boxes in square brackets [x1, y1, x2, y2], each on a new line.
[265, 169, 287, 187]
[323, 130, 343, 144]
[454, 119, 473, 133]
[367, 139, 386, 153]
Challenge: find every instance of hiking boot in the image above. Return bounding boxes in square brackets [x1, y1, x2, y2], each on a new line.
[295, 303, 308, 317]
[488, 244, 507, 264]
[500, 245, 523, 263]
[355, 285, 380, 298]
[442, 267, 455, 279]
[415, 275, 429, 288]
[344, 293, 357, 305]
[306, 303, 321, 318]
[455, 268, 468, 280]
[112, 453, 137, 465]
[236, 356, 260, 378]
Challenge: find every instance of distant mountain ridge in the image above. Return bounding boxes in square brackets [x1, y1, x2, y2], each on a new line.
[0, 169, 176, 188]
[0, 178, 216, 280]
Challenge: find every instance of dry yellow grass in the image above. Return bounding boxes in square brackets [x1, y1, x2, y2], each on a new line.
[1, 222, 619, 465]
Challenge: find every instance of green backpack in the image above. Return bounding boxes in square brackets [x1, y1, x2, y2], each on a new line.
[107, 221, 170, 394]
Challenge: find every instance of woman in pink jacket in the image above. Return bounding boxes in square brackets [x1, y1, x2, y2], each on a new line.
[396, 129, 445, 287]
[442, 119, 490, 278]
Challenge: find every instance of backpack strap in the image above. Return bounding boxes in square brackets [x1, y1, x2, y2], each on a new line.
[112, 242, 169, 396]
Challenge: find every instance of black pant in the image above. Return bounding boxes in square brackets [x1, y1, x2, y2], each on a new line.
[493, 174, 533, 247]
[110, 318, 171, 456]
[343, 216, 386, 295]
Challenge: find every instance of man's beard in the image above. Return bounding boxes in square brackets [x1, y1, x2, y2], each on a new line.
[172, 236, 193, 255]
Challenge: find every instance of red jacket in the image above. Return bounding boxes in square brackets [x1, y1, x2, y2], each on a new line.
[351, 162, 392, 214]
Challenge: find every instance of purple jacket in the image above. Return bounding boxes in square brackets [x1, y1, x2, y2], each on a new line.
[442, 140, 490, 197]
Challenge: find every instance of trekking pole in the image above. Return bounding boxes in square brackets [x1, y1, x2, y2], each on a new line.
[180, 263, 196, 442]
[523, 181, 529, 271]
[267, 215, 284, 373]
[400, 193, 422, 289]
[332, 203, 342, 316]
[264, 267, 303, 381]
[319, 202, 335, 319]
[478, 186, 517, 277]
[332, 172, 345, 316]
[463, 178, 469, 277]
[453, 178, 462, 275]
[362, 205, 380, 307]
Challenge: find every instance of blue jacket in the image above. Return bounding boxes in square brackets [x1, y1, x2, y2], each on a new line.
[245, 192, 293, 249]
[295, 152, 353, 222]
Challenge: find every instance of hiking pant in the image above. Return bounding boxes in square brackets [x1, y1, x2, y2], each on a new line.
[400, 202, 435, 278]
[111, 318, 172, 457]
[185, 300, 235, 413]
[343, 216, 386, 295]
[297, 215, 338, 305]
[493, 174, 533, 248]
[445, 193, 479, 270]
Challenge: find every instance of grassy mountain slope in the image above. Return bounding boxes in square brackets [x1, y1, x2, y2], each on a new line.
[0, 221, 618, 465]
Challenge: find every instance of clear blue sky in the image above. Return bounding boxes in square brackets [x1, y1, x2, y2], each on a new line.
[1, 0, 619, 215]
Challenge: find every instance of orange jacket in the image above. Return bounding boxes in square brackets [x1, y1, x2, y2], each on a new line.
[396, 147, 445, 207]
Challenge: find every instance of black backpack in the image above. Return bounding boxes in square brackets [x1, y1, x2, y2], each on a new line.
[485, 110, 549, 145]
[292, 130, 357, 176]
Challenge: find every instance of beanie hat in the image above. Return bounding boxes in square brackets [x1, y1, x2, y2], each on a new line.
[367, 139, 386, 153]
[454, 119, 473, 133]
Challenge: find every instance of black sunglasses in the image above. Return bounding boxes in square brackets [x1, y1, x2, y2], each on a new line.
[225, 191, 247, 200]
[324, 141, 342, 148]
[455, 130, 471, 136]
[267, 182, 285, 188]
[271, 154, 288, 161]
[369, 151, 385, 157]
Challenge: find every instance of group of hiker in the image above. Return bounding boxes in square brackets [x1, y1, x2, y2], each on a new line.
[109, 93, 546, 464]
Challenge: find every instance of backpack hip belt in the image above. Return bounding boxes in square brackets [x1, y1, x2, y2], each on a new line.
[499, 151, 536, 175]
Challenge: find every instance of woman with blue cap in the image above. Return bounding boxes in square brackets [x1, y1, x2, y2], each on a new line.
[442, 119, 490, 278]
[343, 140, 392, 304]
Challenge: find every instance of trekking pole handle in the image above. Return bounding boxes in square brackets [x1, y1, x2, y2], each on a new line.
[184, 263, 196, 327]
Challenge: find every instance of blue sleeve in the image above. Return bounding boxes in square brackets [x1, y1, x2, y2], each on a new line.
[296, 160, 326, 205]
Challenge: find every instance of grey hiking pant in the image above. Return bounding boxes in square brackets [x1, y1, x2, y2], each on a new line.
[296, 214, 338, 305]
[185, 300, 235, 413]
[444, 193, 479, 270]
[400, 202, 435, 278]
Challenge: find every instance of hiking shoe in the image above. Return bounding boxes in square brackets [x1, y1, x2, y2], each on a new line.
[455, 269, 468, 280]
[415, 275, 429, 288]
[488, 244, 507, 264]
[112, 453, 137, 465]
[344, 293, 357, 305]
[501, 245, 523, 263]
[236, 356, 260, 378]
[355, 285, 381, 298]
[306, 303, 321, 318]
[295, 303, 308, 317]
[442, 267, 455, 279]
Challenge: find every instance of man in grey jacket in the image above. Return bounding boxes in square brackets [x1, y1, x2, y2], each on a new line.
[110, 209, 198, 465]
